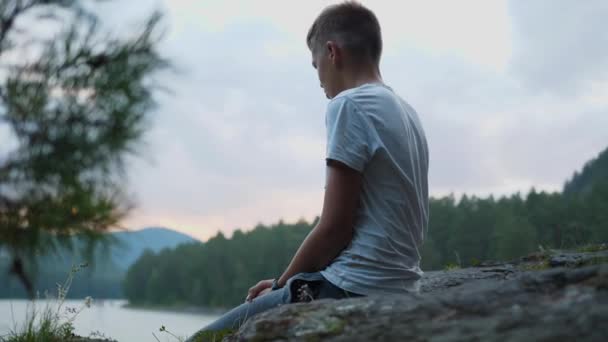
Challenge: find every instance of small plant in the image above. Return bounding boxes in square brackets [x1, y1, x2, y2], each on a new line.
[454, 251, 462, 268]
[444, 251, 463, 271]
[470, 258, 481, 267]
[154, 324, 229, 342]
[153, 325, 185, 342]
[1, 263, 106, 342]
[537, 245, 555, 258]
[444, 262, 461, 271]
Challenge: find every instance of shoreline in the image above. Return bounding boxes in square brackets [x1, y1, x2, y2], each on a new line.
[0, 298, 226, 316]
[121, 302, 227, 316]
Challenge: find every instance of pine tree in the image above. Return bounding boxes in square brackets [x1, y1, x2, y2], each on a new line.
[0, 0, 167, 296]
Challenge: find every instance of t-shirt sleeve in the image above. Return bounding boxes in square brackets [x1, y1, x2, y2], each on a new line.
[325, 97, 372, 172]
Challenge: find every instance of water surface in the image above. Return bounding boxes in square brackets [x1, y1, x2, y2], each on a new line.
[0, 299, 220, 341]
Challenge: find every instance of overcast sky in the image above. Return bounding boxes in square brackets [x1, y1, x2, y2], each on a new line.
[4, 0, 607, 241]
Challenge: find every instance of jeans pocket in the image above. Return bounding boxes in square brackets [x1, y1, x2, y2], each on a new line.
[285, 272, 325, 303]
[291, 279, 323, 303]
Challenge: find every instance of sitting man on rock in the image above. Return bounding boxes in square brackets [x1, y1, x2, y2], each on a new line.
[188, 1, 429, 339]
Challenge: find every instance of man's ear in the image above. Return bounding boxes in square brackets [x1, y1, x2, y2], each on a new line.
[326, 41, 341, 66]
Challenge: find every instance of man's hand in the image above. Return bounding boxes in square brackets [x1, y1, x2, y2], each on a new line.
[246, 279, 274, 302]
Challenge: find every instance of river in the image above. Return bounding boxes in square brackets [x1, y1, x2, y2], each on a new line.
[0, 299, 221, 341]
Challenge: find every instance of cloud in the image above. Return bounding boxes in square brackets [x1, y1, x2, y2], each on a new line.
[117, 0, 608, 239]
[508, 0, 608, 96]
[120, 13, 330, 238]
[4, 0, 606, 240]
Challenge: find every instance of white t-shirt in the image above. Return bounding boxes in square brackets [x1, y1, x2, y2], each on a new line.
[320, 83, 429, 295]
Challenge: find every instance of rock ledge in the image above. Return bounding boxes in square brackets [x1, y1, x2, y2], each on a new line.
[227, 249, 608, 341]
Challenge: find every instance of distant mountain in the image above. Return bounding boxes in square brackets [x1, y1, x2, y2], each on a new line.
[564, 147, 608, 195]
[0, 227, 200, 298]
[111, 227, 199, 269]
[46, 226, 200, 271]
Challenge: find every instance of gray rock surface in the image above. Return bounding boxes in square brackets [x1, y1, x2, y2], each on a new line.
[226, 249, 608, 341]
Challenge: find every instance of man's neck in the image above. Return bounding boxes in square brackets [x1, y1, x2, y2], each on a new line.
[339, 66, 383, 92]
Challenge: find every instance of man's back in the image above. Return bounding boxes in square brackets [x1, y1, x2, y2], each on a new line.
[189, 3, 430, 338]
[321, 83, 429, 295]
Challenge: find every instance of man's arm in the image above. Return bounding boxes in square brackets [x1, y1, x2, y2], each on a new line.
[276, 160, 362, 285]
[246, 160, 363, 301]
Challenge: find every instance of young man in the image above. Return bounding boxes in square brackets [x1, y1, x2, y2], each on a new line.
[188, 1, 428, 339]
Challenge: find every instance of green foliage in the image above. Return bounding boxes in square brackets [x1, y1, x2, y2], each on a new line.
[564, 148, 608, 195]
[420, 237, 441, 270]
[124, 220, 313, 308]
[443, 263, 461, 271]
[494, 214, 537, 261]
[422, 177, 608, 270]
[0, 0, 167, 294]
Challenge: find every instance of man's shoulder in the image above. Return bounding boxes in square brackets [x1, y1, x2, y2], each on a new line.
[331, 84, 405, 117]
[335, 83, 394, 99]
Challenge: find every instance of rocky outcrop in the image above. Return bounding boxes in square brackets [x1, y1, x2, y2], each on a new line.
[227, 248, 608, 341]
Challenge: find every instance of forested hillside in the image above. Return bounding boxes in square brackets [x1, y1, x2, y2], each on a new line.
[564, 148, 608, 195]
[124, 147, 608, 308]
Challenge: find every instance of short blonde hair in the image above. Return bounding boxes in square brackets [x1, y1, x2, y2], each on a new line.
[306, 1, 382, 65]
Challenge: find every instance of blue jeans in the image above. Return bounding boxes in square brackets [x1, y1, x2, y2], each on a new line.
[186, 272, 362, 341]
